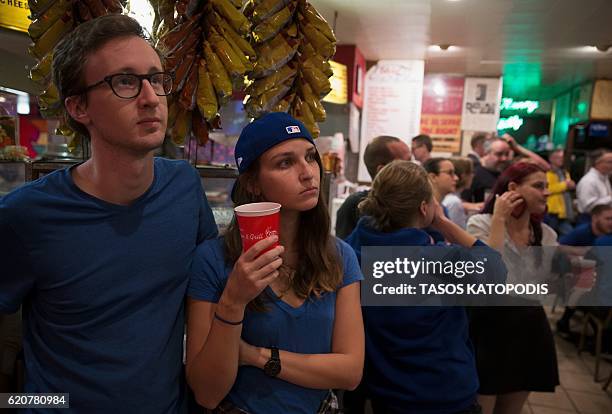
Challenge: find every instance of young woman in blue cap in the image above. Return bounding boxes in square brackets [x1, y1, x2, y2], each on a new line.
[186, 112, 364, 413]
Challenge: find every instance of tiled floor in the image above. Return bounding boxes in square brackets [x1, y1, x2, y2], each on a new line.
[523, 309, 612, 414]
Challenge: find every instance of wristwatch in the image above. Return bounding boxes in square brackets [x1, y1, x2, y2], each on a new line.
[263, 347, 281, 377]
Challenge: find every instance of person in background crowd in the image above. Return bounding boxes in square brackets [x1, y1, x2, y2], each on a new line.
[576, 149, 612, 224]
[335, 135, 411, 239]
[556, 203, 612, 336]
[424, 157, 458, 204]
[593, 232, 612, 307]
[559, 203, 612, 247]
[346, 160, 505, 414]
[411, 134, 433, 164]
[463, 134, 551, 204]
[467, 162, 559, 414]
[423, 157, 458, 242]
[565, 229, 612, 341]
[501, 134, 550, 171]
[0, 15, 218, 413]
[462, 138, 511, 203]
[442, 157, 483, 229]
[186, 112, 364, 414]
[545, 149, 575, 236]
[468, 132, 490, 167]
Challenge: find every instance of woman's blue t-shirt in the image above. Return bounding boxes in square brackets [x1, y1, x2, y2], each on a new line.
[188, 237, 363, 414]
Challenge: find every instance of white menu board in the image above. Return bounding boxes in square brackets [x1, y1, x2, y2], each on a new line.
[461, 77, 503, 132]
[348, 102, 361, 153]
[358, 60, 424, 182]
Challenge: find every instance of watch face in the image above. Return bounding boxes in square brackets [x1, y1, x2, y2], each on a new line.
[264, 359, 281, 377]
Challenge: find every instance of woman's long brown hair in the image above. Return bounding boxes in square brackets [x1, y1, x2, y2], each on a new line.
[224, 152, 343, 311]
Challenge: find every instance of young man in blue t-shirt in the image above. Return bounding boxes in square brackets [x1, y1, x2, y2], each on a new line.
[594, 235, 612, 307]
[0, 15, 217, 413]
[556, 204, 612, 335]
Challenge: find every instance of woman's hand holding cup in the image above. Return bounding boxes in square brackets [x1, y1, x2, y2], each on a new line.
[222, 236, 284, 308]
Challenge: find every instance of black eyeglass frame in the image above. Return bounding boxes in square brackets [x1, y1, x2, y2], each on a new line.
[75, 72, 175, 99]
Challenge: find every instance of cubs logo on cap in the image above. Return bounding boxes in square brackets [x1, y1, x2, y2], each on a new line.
[232, 112, 316, 202]
[234, 112, 314, 175]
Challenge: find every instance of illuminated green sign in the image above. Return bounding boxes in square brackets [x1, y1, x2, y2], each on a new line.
[500, 98, 540, 114]
[497, 115, 524, 131]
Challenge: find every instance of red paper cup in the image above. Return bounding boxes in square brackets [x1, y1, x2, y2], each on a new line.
[571, 258, 597, 289]
[234, 202, 281, 253]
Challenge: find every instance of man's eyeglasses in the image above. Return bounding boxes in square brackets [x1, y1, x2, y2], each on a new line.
[77, 72, 174, 99]
[492, 151, 510, 157]
[439, 169, 457, 176]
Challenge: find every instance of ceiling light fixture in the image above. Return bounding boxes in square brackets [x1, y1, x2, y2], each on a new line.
[17, 95, 30, 115]
[428, 44, 457, 52]
[581, 45, 611, 53]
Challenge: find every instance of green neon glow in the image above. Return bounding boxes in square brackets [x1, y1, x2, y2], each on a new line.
[497, 115, 524, 131]
[552, 93, 570, 147]
[500, 98, 540, 114]
[502, 61, 542, 100]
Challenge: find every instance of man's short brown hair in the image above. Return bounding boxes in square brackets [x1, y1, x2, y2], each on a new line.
[412, 134, 433, 152]
[363, 135, 402, 179]
[589, 148, 611, 166]
[591, 203, 612, 216]
[450, 157, 474, 189]
[470, 133, 487, 150]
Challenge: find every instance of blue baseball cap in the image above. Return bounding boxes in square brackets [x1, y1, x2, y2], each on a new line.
[234, 112, 314, 174]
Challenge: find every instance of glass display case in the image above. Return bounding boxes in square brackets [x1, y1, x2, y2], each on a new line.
[22, 161, 333, 234]
[197, 166, 237, 234]
[24, 159, 238, 233]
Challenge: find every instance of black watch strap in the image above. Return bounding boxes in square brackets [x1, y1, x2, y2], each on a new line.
[270, 347, 279, 361]
[264, 346, 281, 377]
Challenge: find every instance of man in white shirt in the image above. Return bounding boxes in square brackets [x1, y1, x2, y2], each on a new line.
[576, 149, 612, 224]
